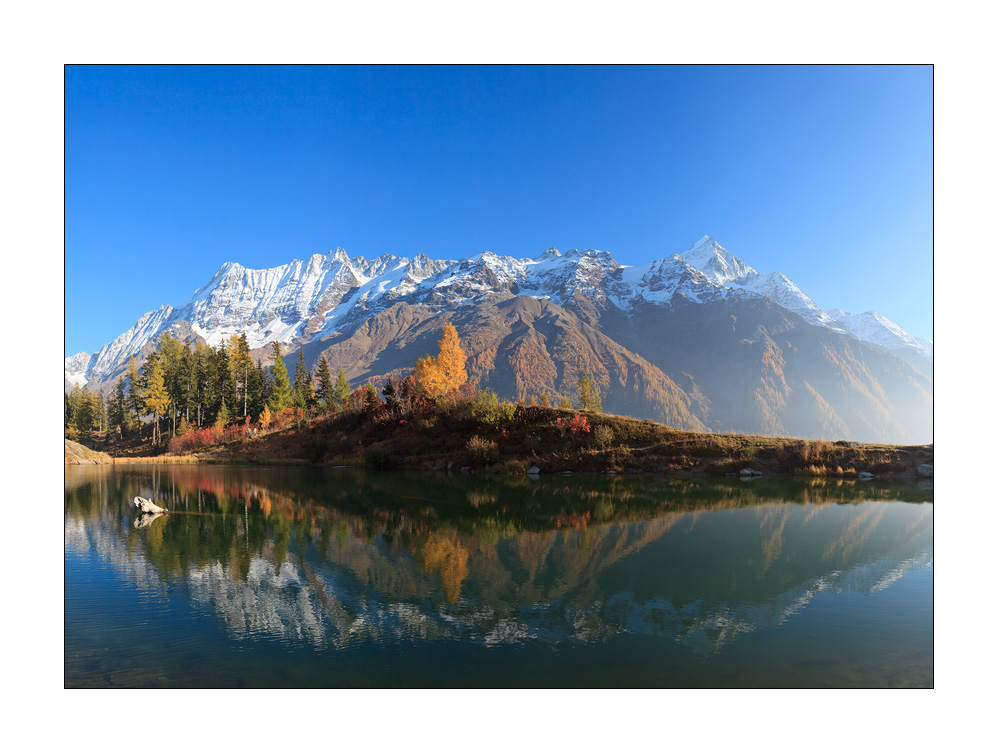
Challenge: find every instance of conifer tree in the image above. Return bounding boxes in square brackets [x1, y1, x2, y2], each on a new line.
[96, 389, 108, 433]
[125, 356, 143, 427]
[192, 341, 210, 427]
[66, 384, 81, 431]
[155, 333, 186, 437]
[215, 398, 230, 429]
[228, 333, 253, 419]
[75, 385, 94, 438]
[268, 342, 292, 411]
[292, 348, 315, 410]
[382, 378, 400, 416]
[179, 339, 196, 426]
[209, 344, 236, 425]
[248, 359, 267, 420]
[364, 383, 379, 412]
[334, 368, 351, 408]
[109, 377, 128, 435]
[316, 357, 334, 411]
[142, 353, 170, 446]
[576, 373, 602, 413]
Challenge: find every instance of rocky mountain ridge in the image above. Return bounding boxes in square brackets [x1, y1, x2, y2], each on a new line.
[65, 236, 933, 443]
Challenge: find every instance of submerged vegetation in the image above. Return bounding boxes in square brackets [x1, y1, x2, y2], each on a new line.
[66, 324, 932, 478]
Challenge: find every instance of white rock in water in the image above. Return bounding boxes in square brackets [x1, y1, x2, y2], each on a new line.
[133, 496, 167, 514]
[917, 464, 934, 477]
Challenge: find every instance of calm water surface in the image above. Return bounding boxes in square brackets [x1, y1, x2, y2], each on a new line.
[65, 465, 932, 688]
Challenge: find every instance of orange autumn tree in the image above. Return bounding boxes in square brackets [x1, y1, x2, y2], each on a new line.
[413, 322, 468, 399]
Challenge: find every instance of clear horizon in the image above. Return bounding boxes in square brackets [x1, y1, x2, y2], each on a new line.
[65, 65, 933, 356]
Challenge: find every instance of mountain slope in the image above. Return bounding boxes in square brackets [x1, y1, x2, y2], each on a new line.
[65, 236, 933, 443]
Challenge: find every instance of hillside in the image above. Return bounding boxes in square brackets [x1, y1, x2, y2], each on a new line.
[64, 439, 112, 465]
[170, 403, 933, 479]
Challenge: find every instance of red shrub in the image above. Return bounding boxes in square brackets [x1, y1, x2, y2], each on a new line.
[559, 413, 591, 436]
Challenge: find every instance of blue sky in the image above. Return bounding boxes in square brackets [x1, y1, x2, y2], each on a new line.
[65, 65, 932, 355]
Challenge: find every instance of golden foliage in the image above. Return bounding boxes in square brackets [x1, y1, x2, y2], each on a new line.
[415, 323, 468, 399]
[417, 532, 471, 603]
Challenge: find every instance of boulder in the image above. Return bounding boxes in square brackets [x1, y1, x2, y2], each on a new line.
[857, 471, 874, 481]
[133, 496, 167, 515]
[740, 468, 762, 476]
[917, 464, 933, 477]
[527, 465, 540, 475]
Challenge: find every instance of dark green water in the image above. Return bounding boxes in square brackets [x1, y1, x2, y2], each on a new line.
[65, 465, 932, 688]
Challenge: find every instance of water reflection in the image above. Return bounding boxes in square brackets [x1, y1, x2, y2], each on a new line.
[65, 466, 932, 659]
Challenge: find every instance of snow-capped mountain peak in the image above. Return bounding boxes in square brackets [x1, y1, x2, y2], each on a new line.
[681, 236, 757, 285]
[66, 237, 932, 394]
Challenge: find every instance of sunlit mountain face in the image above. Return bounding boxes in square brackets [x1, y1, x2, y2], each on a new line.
[66, 237, 932, 444]
[66, 465, 933, 687]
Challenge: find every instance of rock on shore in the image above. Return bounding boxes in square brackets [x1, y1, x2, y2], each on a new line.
[65, 439, 112, 465]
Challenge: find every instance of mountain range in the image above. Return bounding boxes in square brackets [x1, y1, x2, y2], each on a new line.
[65, 236, 933, 444]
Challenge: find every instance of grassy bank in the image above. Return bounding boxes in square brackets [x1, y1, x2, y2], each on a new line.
[163, 402, 932, 479]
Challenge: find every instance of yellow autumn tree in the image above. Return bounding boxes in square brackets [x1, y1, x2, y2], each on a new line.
[413, 323, 468, 399]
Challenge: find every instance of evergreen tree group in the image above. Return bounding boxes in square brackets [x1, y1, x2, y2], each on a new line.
[65, 333, 359, 447]
[66, 323, 479, 449]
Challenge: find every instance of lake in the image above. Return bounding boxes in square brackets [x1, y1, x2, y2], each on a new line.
[65, 464, 932, 688]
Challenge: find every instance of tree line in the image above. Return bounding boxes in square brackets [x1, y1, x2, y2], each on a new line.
[64, 322, 601, 448]
[65, 332, 354, 445]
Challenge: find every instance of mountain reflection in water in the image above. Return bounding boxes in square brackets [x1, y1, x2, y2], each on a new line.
[65, 466, 932, 662]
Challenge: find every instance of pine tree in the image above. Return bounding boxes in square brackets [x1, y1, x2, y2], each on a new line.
[228, 333, 253, 419]
[215, 398, 230, 429]
[382, 378, 400, 416]
[75, 385, 94, 438]
[209, 344, 236, 426]
[96, 389, 108, 433]
[248, 359, 267, 421]
[67, 384, 81, 431]
[142, 353, 170, 446]
[292, 348, 315, 411]
[125, 356, 143, 427]
[334, 368, 351, 408]
[316, 357, 334, 411]
[156, 332, 186, 437]
[109, 377, 128, 435]
[268, 342, 292, 412]
[192, 341, 210, 427]
[364, 383, 379, 412]
[576, 373, 602, 413]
